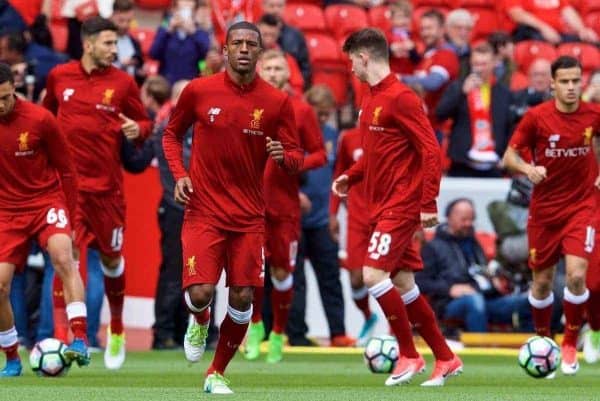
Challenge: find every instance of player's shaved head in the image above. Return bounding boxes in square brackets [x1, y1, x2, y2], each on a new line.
[226, 21, 263, 48]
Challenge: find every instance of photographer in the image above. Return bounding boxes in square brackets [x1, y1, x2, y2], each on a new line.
[416, 198, 531, 334]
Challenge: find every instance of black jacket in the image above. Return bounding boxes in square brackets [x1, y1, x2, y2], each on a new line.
[436, 79, 513, 165]
[279, 24, 311, 89]
[415, 224, 489, 315]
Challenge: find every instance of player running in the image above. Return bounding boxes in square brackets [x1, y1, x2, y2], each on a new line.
[244, 49, 327, 363]
[330, 126, 378, 346]
[162, 22, 303, 394]
[0, 63, 90, 376]
[332, 28, 462, 387]
[43, 17, 152, 370]
[503, 55, 600, 376]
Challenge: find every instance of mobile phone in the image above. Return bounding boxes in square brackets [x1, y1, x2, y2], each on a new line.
[179, 6, 192, 21]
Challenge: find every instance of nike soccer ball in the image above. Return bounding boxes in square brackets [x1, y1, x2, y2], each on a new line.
[29, 338, 71, 377]
[518, 336, 561, 378]
[363, 335, 399, 373]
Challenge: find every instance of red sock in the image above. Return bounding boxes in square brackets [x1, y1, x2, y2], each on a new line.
[272, 288, 293, 334]
[104, 274, 125, 335]
[52, 275, 68, 342]
[3, 343, 19, 361]
[68, 317, 88, 342]
[193, 308, 210, 325]
[588, 291, 600, 331]
[563, 299, 587, 347]
[406, 294, 453, 361]
[206, 314, 248, 375]
[531, 305, 553, 337]
[353, 291, 372, 320]
[374, 286, 419, 358]
[251, 287, 264, 324]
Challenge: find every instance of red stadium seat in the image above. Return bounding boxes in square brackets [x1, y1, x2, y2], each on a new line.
[476, 232, 497, 261]
[412, 0, 455, 8]
[368, 5, 392, 33]
[283, 4, 327, 33]
[287, 0, 322, 5]
[510, 71, 529, 91]
[458, 0, 495, 7]
[514, 40, 557, 73]
[467, 8, 500, 41]
[580, 0, 600, 14]
[130, 27, 156, 57]
[557, 42, 600, 72]
[143, 60, 159, 76]
[324, 4, 369, 41]
[584, 12, 600, 36]
[305, 33, 350, 105]
[134, 0, 171, 9]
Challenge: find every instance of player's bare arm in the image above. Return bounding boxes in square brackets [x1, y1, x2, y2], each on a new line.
[502, 146, 547, 184]
[175, 177, 193, 204]
[594, 136, 600, 189]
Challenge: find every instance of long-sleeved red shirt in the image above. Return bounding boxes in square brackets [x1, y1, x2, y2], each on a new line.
[43, 61, 151, 194]
[345, 74, 442, 221]
[0, 98, 77, 216]
[330, 127, 369, 227]
[163, 71, 304, 232]
[264, 95, 326, 221]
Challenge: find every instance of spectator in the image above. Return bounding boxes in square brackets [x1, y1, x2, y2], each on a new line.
[488, 31, 516, 87]
[0, 31, 67, 101]
[0, 0, 27, 35]
[257, 14, 304, 94]
[210, 0, 261, 46]
[416, 198, 531, 334]
[387, 0, 420, 76]
[287, 85, 354, 347]
[261, 0, 311, 88]
[111, 0, 145, 85]
[436, 43, 512, 178]
[149, 0, 210, 84]
[445, 8, 474, 79]
[582, 70, 600, 103]
[401, 9, 459, 139]
[511, 58, 552, 124]
[506, 0, 598, 44]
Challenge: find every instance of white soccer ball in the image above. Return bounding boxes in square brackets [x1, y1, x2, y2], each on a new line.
[29, 338, 71, 377]
[363, 335, 399, 373]
[518, 336, 561, 378]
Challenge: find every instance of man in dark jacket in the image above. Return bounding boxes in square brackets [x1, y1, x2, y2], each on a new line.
[261, 0, 311, 88]
[111, 0, 145, 86]
[416, 198, 530, 333]
[436, 42, 513, 178]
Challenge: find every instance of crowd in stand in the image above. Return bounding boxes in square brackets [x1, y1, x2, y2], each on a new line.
[1, 0, 597, 349]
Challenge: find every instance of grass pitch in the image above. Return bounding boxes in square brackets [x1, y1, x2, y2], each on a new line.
[1, 349, 599, 401]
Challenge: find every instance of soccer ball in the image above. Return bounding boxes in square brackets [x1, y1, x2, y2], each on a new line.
[29, 338, 71, 377]
[363, 335, 399, 373]
[518, 336, 561, 378]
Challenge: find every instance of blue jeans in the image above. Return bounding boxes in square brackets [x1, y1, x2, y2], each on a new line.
[444, 292, 531, 332]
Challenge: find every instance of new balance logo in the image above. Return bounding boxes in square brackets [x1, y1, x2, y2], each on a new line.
[548, 134, 560, 149]
[63, 88, 75, 101]
[208, 107, 221, 123]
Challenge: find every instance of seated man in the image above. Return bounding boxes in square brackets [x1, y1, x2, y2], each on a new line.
[416, 198, 531, 334]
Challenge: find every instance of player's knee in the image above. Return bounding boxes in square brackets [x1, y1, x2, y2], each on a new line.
[566, 272, 587, 293]
[50, 250, 73, 274]
[186, 285, 214, 309]
[0, 281, 10, 300]
[229, 286, 253, 309]
[362, 268, 385, 288]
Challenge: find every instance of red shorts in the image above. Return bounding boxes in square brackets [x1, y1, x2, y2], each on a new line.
[363, 217, 423, 273]
[181, 219, 265, 288]
[0, 202, 72, 271]
[587, 218, 600, 291]
[344, 219, 371, 270]
[74, 192, 125, 259]
[265, 218, 299, 272]
[528, 213, 595, 270]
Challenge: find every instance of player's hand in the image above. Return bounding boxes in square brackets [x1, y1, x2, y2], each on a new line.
[420, 212, 439, 228]
[449, 284, 476, 298]
[462, 73, 483, 94]
[175, 177, 193, 204]
[119, 113, 141, 140]
[299, 192, 312, 215]
[525, 165, 547, 185]
[332, 174, 349, 198]
[266, 137, 284, 163]
[595, 174, 600, 189]
[329, 214, 340, 243]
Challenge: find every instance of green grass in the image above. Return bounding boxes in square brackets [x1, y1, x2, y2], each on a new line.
[1, 350, 600, 401]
